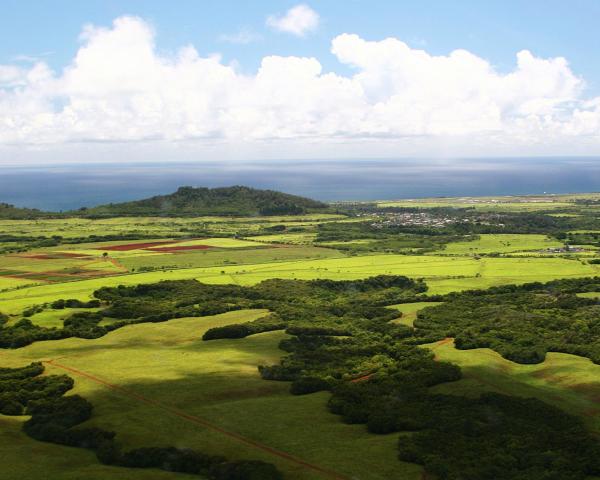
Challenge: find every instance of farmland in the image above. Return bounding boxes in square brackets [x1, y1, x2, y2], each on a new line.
[1, 191, 600, 480]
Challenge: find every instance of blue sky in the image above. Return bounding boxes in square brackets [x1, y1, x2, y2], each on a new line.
[1, 1, 600, 162]
[3, 0, 600, 91]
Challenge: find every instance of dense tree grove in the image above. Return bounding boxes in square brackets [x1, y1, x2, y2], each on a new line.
[81, 276, 600, 479]
[81, 186, 330, 217]
[415, 277, 600, 364]
[0, 362, 282, 479]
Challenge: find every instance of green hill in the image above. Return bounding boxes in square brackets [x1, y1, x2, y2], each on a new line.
[80, 186, 330, 217]
[0, 203, 46, 219]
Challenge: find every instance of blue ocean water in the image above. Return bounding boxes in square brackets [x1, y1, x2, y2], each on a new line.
[0, 158, 598, 211]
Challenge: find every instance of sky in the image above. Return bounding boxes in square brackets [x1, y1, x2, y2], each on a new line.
[2, 0, 600, 164]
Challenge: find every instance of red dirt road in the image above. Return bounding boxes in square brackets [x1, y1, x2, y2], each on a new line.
[43, 359, 350, 480]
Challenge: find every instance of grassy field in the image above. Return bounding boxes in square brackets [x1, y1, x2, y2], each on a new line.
[246, 233, 318, 245]
[1, 254, 597, 314]
[388, 302, 443, 327]
[424, 339, 600, 435]
[436, 234, 563, 255]
[2, 203, 600, 480]
[0, 214, 346, 239]
[0, 415, 197, 480]
[119, 246, 342, 271]
[0, 310, 423, 480]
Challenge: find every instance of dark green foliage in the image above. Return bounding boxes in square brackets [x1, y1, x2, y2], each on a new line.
[0, 311, 8, 326]
[120, 447, 225, 472]
[204, 323, 251, 340]
[80, 185, 329, 217]
[397, 393, 600, 480]
[415, 277, 600, 364]
[209, 460, 284, 480]
[315, 220, 468, 253]
[203, 315, 286, 340]
[290, 376, 331, 395]
[0, 202, 46, 219]
[51, 298, 101, 309]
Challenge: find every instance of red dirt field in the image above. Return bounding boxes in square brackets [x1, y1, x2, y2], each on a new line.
[97, 240, 179, 251]
[146, 245, 213, 253]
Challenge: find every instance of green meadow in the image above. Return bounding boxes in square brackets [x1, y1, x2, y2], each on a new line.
[1, 310, 423, 480]
[426, 339, 600, 435]
[1, 197, 600, 480]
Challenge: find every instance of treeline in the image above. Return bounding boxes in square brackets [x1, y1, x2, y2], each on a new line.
[415, 276, 600, 364]
[0, 362, 282, 479]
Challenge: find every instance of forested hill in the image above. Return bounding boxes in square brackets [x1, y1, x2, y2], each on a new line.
[78, 186, 330, 217]
[0, 203, 46, 219]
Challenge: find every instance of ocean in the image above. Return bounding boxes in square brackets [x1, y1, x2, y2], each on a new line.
[0, 157, 599, 211]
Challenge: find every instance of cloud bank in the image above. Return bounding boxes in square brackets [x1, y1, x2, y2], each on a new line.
[1, 15, 600, 156]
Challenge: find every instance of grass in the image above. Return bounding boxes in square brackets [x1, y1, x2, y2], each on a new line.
[119, 246, 343, 271]
[1, 310, 424, 480]
[2, 211, 600, 479]
[424, 339, 600, 435]
[0, 214, 345, 239]
[388, 302, 443, 327]
[247, 233, 318, 245]
[23, 307, 101, 328]
[577, 292, 600, 298]
[0, 416, 197, 480]
[436, 234, 563, 255]
[0, 276, 38, 290]
[1, 254, 597, 314]
[174, 238, 267, 248]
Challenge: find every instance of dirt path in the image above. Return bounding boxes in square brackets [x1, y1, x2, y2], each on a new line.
[43, 359, 350, 480]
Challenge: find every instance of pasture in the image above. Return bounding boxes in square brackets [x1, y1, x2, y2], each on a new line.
[0, 310, 423, 480]
[425, 339, 600, 435]
[436, 234, 563, 255]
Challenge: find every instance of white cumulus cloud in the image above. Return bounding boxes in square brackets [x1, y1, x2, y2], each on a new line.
[266, 4, 320, 37]
[1, 15, 600, 157]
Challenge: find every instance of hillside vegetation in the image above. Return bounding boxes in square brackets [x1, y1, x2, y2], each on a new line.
[0, 203, 46, 220]
[78, 186, 330, 217]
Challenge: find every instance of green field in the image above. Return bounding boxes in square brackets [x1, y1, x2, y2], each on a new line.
[436, 234, 563, 255]
[1, 310, 423, 480]
[1, 253, 598, 315]
[2, 198, 600, 480]
[388, 301, 443, 326]
[426, 339, 600, 435]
